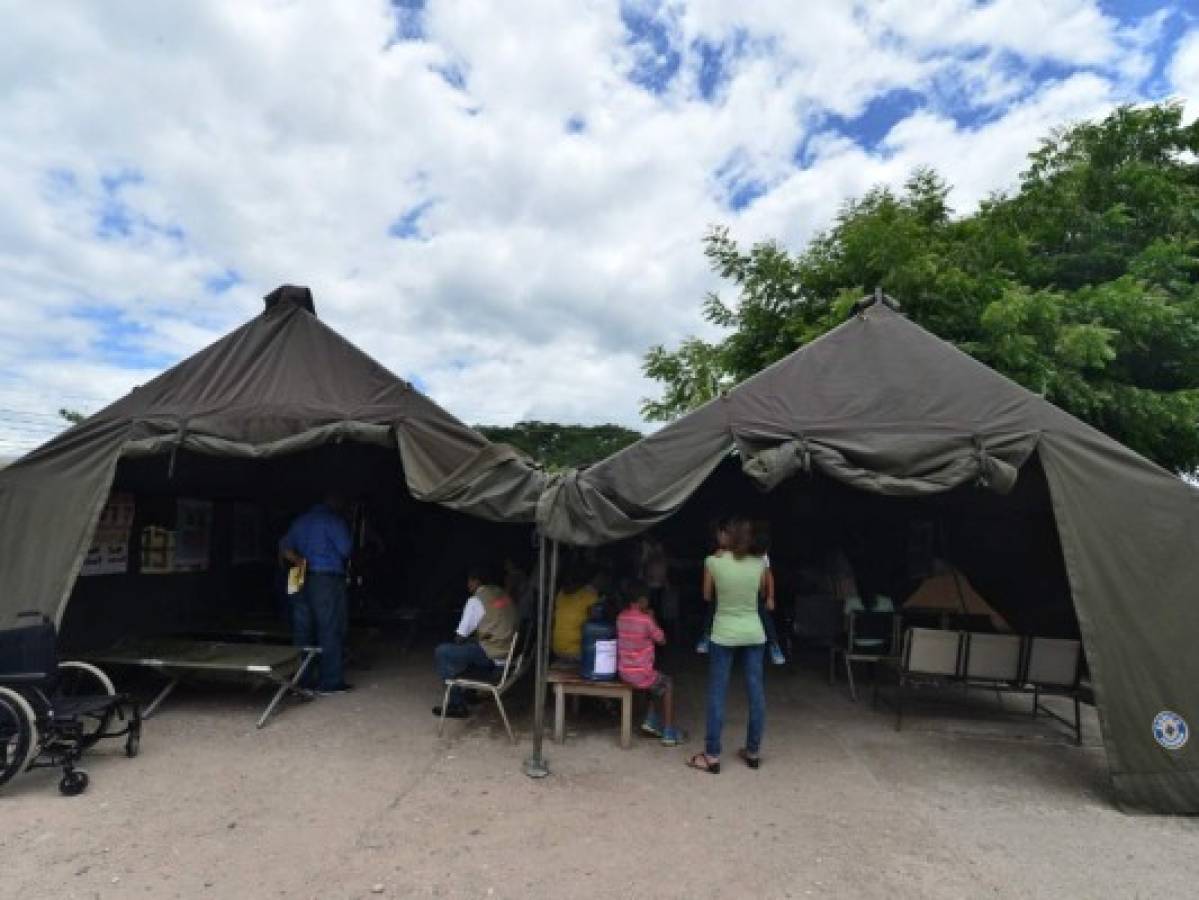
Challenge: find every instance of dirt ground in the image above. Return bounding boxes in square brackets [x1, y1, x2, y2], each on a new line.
[3, 638, 1197, 900]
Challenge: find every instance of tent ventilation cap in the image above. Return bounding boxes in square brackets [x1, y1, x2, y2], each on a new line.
[850, 288, 901, 318]
[264, 285, 316, 317]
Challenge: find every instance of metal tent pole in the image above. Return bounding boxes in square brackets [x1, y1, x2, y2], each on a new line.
[524, 535, 556, 777]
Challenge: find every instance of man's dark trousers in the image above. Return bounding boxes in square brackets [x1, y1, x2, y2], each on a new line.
[292, 573, 346, 691]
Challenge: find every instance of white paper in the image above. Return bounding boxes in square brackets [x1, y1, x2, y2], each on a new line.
[593, 639, 617, 676]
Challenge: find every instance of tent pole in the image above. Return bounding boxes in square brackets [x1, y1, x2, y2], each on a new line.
[524, 534, 555, 777]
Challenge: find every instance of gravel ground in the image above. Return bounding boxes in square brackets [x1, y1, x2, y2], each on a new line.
[2, 638, 1197, 900]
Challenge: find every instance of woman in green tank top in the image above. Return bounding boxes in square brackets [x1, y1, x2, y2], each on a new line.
[688, 518, 771, 775]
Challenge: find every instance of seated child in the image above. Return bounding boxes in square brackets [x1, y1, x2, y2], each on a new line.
[617, 581, 684, 746]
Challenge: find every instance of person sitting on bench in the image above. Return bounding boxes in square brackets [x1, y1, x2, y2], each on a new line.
[617, 581, 684, 746]
[433, 562, 518, 720]
[551, 562, 599, 663]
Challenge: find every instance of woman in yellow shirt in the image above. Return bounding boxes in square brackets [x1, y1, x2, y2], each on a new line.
[551, 564, 599, 660]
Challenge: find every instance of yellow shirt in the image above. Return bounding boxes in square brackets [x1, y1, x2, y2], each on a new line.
[552, 586, 598, 658]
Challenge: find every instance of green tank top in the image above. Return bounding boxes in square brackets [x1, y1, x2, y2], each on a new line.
[706, 553, 766, 647]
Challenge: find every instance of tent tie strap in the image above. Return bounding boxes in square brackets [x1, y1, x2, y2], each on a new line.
[741, 438, 811, 491]
[972, 436, 1018, 494]
[167, 420, 188, 479]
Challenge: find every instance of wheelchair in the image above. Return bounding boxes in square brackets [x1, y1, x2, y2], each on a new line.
[0, 612, 141, 796]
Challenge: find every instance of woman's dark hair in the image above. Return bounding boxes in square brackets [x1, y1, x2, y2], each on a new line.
[726, 517, 754, 558]
[467, 561, 502, 585]
[558, 560, 594, 594]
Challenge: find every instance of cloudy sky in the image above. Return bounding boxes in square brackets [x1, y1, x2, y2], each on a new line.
[1, 0, 1197, 455]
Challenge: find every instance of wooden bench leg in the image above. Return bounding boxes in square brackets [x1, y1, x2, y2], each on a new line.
[620, 691, 632, 749]
[553, 684, 566, 744]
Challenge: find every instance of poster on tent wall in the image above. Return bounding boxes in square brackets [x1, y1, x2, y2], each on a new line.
[231, 502, 264, 565]
[80, 492, 135, 576]
[174, 498, 213, 571]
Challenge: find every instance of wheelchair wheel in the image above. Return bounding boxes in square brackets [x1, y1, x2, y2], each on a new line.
[0, 687, 36, 786]
[56, 661, 116, 750]
[58, 769, 88, 796]
[125, 726, 140, 758]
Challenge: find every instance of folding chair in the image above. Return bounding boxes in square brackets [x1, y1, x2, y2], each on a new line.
[437, 627, 530, 744]
[832, 611, 900, 701]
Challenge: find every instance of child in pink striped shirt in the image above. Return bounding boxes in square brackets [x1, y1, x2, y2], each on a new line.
[617, 581, 683, 746]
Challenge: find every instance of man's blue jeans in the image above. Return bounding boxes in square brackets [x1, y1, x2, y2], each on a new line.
[292, 574, 346, 691]
[435, 642, 497, 706]
[705, 642, 766, 758]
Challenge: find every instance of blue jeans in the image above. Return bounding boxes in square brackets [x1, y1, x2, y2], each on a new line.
[705, 642, 765, 758]
[292, 574, 346, 691]
[435, 642, 497, 705]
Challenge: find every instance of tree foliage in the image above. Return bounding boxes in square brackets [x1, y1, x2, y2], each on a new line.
[642, 103, 1199, 473]
[476, 421, 641, 470]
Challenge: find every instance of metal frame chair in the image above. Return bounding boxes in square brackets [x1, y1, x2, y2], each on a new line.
[832, 611, 900, 701]
[437, 626, 531, 744]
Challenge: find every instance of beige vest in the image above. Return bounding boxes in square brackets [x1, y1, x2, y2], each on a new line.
[476, 584, 518, 660]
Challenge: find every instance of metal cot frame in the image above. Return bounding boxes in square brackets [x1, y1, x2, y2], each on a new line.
[89, 638, 321, 729]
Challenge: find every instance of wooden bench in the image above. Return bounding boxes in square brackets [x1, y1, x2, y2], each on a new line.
[545, 670, 634, 749]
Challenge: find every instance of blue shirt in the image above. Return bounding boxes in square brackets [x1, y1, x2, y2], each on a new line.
[281, 504, 352, 575]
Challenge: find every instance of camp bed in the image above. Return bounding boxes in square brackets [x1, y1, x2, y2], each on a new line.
[88, 637, 319, 729]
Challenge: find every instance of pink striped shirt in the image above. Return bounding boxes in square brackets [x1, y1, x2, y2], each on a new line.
[617, 607, 664, 689]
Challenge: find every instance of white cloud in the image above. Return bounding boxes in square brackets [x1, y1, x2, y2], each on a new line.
[1169, 29, 1199, 121]
[0, 0, 1181, 454]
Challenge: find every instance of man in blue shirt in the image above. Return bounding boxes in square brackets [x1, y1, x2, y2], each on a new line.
[280, 492, 354, 695]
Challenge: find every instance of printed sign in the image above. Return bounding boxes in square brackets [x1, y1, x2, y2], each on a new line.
[80, 492, 135, 576]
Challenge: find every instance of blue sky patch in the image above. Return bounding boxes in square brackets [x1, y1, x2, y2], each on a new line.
[713, 153, 767, 211]
[204, 269, 242, 294]
[388, 0, 425, 43]
[388, 199, 436, 239]
[69, 305, 173, 369]
[621, 2, 682, 93]
[433, 61, 466, 90]
[827, 88, 925, 151]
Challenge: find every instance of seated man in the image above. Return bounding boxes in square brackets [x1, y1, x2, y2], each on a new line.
[433, 563, 518, 720]
[617, 580, 684, 746]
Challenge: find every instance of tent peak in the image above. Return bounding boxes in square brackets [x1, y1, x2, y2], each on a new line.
[264, 284, 316, 317]
[849, 288, 902, 318]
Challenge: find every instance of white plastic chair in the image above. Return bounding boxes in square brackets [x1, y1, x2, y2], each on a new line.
[436, 628, 530, 744]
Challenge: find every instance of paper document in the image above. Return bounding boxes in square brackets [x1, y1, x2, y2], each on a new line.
[287, 559, 307, 595]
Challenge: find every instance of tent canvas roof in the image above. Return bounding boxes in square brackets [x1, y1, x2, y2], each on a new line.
[0, 286, 543, 630]
[533, 298, 1199, 814]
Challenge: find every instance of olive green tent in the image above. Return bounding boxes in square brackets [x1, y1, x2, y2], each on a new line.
[533, 297, 1199, 814]
[0, 286, 543, 631]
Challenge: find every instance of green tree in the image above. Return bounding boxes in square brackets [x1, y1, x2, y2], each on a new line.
[477, 421, 641, 470]
[642, 103, 1199, 473]
[58, 408, 85, 425]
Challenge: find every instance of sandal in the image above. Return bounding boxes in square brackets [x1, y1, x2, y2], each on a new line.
[737, 748, 761, 769]
[687, 752, 720, 774]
